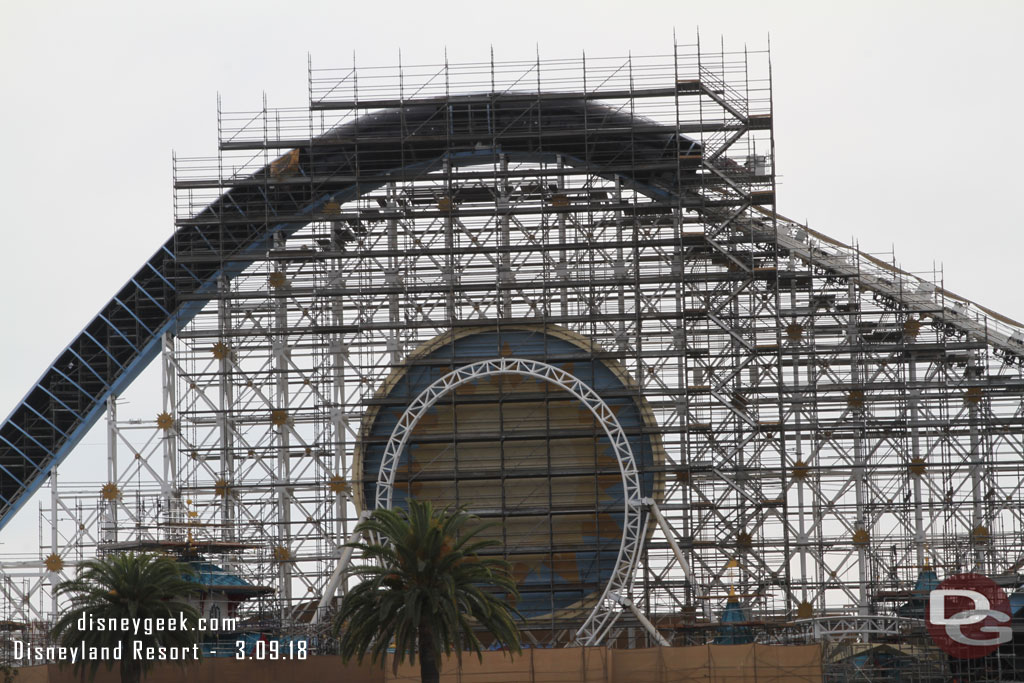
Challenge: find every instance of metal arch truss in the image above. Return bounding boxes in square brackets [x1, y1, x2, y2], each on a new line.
[793, 615, 926, 642]
[375, 357, 646, 646]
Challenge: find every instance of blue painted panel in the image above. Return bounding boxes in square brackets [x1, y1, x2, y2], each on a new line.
[361, 328, 656, 618]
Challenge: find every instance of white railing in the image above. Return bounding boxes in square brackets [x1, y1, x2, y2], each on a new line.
[752, 216, 1024, 358]
[792, 615, 926, 641]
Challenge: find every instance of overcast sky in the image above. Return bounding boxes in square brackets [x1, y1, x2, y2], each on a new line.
[1, 0, 1022, 548]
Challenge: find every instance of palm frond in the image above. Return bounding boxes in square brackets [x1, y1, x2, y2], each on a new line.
[334, 500, 522, 679]
[50, 552, 201, 683]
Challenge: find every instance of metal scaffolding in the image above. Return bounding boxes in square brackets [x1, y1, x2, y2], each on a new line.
[3, 40, 1024, 678]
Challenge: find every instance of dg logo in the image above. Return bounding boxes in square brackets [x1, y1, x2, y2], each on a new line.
[926, 573, 1012, 659]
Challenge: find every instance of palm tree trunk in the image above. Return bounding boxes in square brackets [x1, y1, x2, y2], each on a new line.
[418, 623, 439, 683]
[120, 657, 142, 683]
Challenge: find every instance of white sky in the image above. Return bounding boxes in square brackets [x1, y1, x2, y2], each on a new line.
[0, 0, 1022, 550]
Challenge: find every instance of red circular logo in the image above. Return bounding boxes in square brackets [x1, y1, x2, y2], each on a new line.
[925, 573, 1012, 659]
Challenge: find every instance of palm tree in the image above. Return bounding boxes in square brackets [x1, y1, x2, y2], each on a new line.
[335, 500, 521, 683]
[51, 551, 201, 683]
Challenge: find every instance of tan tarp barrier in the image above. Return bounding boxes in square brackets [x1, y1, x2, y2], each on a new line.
[13, 656, 384, 683]
[611, 645, 821, 683]
[16, 644, 821, 682]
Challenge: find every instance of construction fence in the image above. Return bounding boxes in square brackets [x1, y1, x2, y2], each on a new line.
[15, 644, 822, 683]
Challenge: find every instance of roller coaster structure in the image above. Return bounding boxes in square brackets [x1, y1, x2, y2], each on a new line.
[2, 45, 1024, 670]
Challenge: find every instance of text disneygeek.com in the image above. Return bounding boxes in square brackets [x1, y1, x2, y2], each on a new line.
[12, 612, 237, 664]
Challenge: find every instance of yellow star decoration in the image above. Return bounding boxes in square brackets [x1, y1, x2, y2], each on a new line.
[44, 554, 64, 572]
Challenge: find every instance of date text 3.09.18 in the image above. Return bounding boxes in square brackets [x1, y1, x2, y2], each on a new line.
[235, 639, 308, 660]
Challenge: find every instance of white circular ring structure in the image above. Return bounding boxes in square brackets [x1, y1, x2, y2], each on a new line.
[375, 357, 645, 644]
